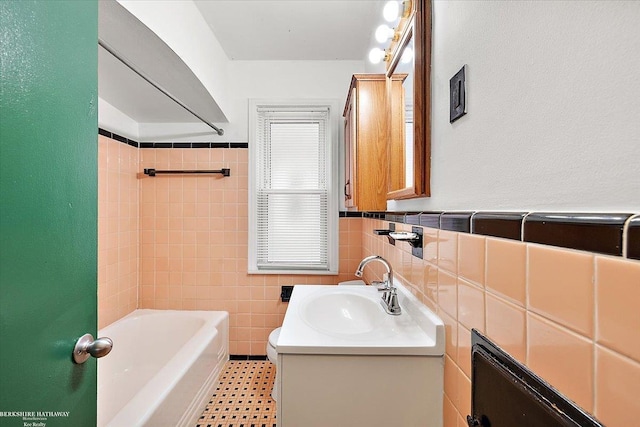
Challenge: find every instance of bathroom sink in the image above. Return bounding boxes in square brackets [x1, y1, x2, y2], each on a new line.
[276, 283, 445, 426]
[277, 283, 445, 356]
[298, 289, 385, 335]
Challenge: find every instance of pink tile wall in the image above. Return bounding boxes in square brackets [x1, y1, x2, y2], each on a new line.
[98, 141, 640, 426]
[138, 148, 363, 355]
[361, 218, 640, 427]
[97, 135, 139, 329]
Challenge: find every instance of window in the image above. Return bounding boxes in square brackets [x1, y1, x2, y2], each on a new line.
[248, 100, 339, 274]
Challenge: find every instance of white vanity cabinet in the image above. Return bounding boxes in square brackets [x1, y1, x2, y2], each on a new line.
[278, 353, 443, 427]
[275, 284, 445, 427]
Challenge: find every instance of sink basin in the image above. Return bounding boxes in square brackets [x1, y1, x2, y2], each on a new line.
[298, 289, 384, 335]
[277, 284, 445, 356]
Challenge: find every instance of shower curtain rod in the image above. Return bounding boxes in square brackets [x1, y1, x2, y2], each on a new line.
[98, 39, 224, 136]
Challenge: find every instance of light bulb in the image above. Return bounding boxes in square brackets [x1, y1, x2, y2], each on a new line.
[401, 47, 413, 63]
[375, 25, 394, 43]
[383, 1, 400, 22]
[368, 47, 385, 64]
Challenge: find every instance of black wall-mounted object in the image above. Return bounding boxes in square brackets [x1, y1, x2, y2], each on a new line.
[280, 285, 294, 302]
[411, 226, 423, 259]
[374, 222, 396, 245]
[450, 65, 467, 123]
[469, 329, 604, 427]
[144, 168, 230, 177]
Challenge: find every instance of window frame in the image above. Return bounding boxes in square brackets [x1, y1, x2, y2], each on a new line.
[248, 99, 340, 275]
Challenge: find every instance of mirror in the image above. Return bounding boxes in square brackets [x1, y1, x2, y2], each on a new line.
[386, 0, 431, 199]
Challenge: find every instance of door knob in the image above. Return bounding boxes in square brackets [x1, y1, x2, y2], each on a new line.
[73, 333, 113, 364]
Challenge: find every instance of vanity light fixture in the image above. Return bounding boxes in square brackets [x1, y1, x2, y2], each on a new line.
[384, 0, 412, 22]
[369, 0, 413, 64]
[375, 24, 397, 43]
[368, 47, 390, 64]
[383, 1, 400, 22]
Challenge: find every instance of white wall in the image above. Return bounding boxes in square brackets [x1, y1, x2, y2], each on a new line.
[137, 60, 365, 142]
[223, 60, 364, 141]
[98, 98, 139, 140]
[390, 0, 640, 212]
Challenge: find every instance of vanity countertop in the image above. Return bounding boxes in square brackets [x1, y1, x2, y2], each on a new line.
[276, 283, 445, 356]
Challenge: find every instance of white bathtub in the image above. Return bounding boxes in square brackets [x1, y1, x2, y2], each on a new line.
[98, 309, 229, 427]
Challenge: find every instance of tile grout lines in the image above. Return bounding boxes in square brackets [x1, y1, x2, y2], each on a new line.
[196, 360, 277, 427]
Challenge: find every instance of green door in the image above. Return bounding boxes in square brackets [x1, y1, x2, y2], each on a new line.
[0, 1, 98, 426]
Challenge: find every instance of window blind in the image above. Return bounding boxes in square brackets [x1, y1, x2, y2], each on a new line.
[254, 108, 331, 271]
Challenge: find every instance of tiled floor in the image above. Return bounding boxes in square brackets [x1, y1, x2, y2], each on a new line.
[196, 360, 277, 427]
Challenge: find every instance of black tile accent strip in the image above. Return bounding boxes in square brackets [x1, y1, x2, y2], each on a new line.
[385, 213, 405, 223]
[246, 354, 268, 360]
[419, 212, 442, 229]
[99, 128, 139, 147]
[136, 142, 249, 149]
[625, 216, 640, 260]
[357, 210, 640, 259]
[440, 212, 473, 233]
[362, 212, 387, 219]
[230, 355, 268, 361]
[153, 142, 173, 148]
[473, 212, 527, 240]
[99, 130, 249, 149]
[209, 142, 229, 148]
[112, 133, 128, 144]
[405, 213, 421, 225]
[523, 213, 632, 256]
[339, 211, 363, 218]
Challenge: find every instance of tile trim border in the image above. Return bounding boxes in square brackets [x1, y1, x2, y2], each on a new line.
[349, 210, 640, 260]
[523, 212, 630, 257]
[139, 142, 249, 149]
[230, 354, 268, 360]
[625, 214, 640, 259]
[440, 212, 473, 233]
[99, 128, 248, 149]
[339, 211, 364, 218]
[472, 212, 528, 241]
[99, 128, 138, 147]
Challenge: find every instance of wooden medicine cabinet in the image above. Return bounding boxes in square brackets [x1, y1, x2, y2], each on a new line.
[343, 74, 389, 211]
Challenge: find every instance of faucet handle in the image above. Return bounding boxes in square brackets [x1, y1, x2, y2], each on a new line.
[372, 280, 390, 291]
[386, 289, 402, 315]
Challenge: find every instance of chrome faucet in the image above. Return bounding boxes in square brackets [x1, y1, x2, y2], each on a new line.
[355, 255, 401, 315]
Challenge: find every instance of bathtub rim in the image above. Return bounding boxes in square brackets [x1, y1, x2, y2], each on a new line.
[98, 309, 229, 427]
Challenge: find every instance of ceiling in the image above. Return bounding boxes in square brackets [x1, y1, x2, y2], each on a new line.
[194, 0, 384, 60]
[98, 0, 385, 129]
[99, 0, 228, 125]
